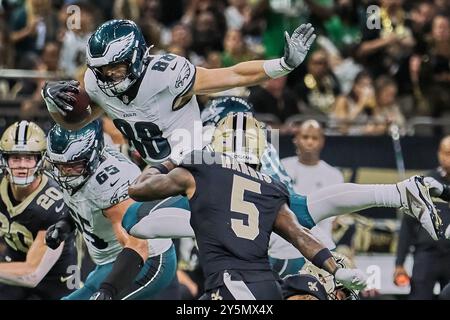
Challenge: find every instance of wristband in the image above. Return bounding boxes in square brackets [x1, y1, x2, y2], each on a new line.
[150, 163, 169, 174]
[311, 248, 334, 270]
[263, 58, 293, 79]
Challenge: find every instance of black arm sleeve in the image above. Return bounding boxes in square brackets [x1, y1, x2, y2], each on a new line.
[395, 215, 417, 266]
[99, 247, 144, 299]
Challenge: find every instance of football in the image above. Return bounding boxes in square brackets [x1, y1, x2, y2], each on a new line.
[64, 88, 92, 124]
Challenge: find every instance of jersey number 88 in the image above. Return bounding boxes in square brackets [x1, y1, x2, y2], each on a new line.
[113, 119, 171, 162]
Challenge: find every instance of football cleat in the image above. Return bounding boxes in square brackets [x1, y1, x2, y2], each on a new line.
[397, 175, 443, 240]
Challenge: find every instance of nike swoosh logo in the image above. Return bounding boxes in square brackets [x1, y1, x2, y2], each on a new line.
[110, 179, 120, 187]
[55, 202, 65, 213]
[60, 274, 74, 283]
[170, 62, 178, 70]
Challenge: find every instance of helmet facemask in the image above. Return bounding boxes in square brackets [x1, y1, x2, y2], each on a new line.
[46, 121, 105, 195]
[1, 152, 44, 186]
[46, 141, 103, 194]
[91, 60, 138, 97]
[211, 113, 267, 170]
[0, 120, 46, 187]
[86, 20, 150, 97]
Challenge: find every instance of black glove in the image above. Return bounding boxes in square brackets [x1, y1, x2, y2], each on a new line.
[45, 219, 73, 250]
[90, 289, 113, 300]
[41, 80, 80, 116]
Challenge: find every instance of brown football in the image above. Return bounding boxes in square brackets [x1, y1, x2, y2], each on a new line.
[65, 88, 92, 124]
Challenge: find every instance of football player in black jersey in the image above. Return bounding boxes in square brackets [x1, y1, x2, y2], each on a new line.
[0, 121, 77, 299]
[128, 113, 367, 300]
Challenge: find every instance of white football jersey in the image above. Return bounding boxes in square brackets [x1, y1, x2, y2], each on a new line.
[63, 147, 172, 265]
[85, 54, 203, 165]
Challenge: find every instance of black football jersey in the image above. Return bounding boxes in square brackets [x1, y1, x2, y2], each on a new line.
[180, 151, 289, 290]
[0, 174, 76, 277]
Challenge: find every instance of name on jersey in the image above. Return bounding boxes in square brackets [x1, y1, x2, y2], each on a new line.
[221, 155, 272, 184]
[122, 112, 137, 118]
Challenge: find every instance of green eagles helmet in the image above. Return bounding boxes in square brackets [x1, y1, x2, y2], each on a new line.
[46, 120, 105, 194]
[86, 19, 149, 97]
[201, 96, 254, 127]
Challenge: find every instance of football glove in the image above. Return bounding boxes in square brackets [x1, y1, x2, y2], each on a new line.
[282, 23, 317, 70]
[41, 80, 80, 116]
[334, 268, 368, 291]
[424, 176, 444, 197]
[90, 289, 113, 300]
[45, 219, 73, 250]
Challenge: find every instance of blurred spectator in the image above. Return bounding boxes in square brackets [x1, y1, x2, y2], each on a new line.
[323, 0, 362, 56]
[113, 0, 140, 21]
[357, 0, 415, 78]
[167, 23, 203, 65]
[434, 0, 450, 16]
[406, 1, 436, 54]
[221, 29, 257, 67]
[295, 49, 341, 115]
[419, 15, 450, 117]
[191, 9, 225, 57]
[281, 119, 343, 240]
[394, 135, 450, 299]
[58, 2, 96, 78]
[369, 76, 406, 135]
[0, 18, 13, 69]
[20, 41, 61, 118]
[224, 0, 250, 30]
[333, 70, 377, 135]
[138, 0, 167, 52]
[10, 0, 59, 67]
[246, 0, 314, 59]
[403, 54, 432, 117]
[248, 76, 298, 124]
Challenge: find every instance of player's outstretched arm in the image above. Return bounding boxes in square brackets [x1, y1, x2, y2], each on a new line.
[273, 203, 367, 291]
[129, 167, 196, 202]
[192, 23, 316, 95]
[0, 231, 64, 288]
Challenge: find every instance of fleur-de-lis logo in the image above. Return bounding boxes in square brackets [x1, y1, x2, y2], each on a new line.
[308, 281, 318, 292]
[211, 289, 223, 300]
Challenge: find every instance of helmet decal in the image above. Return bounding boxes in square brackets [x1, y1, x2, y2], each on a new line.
[88, 32, 136, 67]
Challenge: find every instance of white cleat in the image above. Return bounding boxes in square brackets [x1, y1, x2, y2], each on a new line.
[397, 175, 443, 240]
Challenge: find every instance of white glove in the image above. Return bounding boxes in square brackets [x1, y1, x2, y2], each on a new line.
[334, 268, 368, 291]
[424, 177, 444, 197]
[282, 23, 317, 70]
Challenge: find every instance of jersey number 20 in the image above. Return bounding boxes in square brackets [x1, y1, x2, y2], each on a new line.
[230, 175, 261, 240]
[113, 119, 171, 162]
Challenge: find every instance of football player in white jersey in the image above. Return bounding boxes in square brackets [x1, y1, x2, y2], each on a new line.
[41, 19, 316, 166]
[44, 120, 175, 300]
[124, 97, 445, 246]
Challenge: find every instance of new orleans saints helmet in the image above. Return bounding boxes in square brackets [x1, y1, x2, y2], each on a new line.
[211, 112, 267, 167]
[300, 252, 360, 300]
[0, 121, 46, 185]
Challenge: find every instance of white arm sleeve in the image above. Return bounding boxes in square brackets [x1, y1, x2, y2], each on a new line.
[0, 244, 64, 288]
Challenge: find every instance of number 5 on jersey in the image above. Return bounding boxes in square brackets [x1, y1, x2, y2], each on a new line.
[230, 175, 261, 240]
